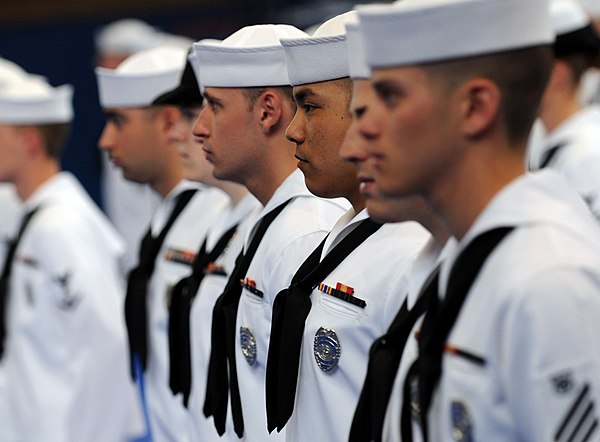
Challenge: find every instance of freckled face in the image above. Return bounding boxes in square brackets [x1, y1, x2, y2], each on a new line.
[285, 79, 358, 199]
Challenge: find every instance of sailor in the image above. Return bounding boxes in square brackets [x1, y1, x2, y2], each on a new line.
[158, 49, 262, 442]
[96, 45, 229, 441]
[95, 18, 192, 272]
[355, 0, 600, 440]
[264, 11, 430, 442]
[338, 21, 454, 442]
[529, 0, 600, 220]
[0, 61, 141, 441]
[192, 25, 349, 441]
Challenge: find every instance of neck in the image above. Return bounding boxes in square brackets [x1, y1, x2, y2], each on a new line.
[540, 90, 582, 133]
[427, 142, 525, 241]
[245, 158, 297, 206]
[16, 160, 60, 202]
[219, 181, 248, 206]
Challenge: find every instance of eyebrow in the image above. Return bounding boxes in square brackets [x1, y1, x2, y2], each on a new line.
[103, 110, 124, 120]
[293, 87, 317, 106]
[202, 91, 221, 105]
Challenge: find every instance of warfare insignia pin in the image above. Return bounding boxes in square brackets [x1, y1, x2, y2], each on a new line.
[451, 401, 474, 442]
[240, 326, 257, 366]
[409, 375, 421, 421]
[313, 327, 341, 372]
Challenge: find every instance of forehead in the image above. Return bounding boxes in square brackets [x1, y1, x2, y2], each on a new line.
[203, 86, 245, 101]
[293, 79, 347, 101]
[371, 65, 430, 85]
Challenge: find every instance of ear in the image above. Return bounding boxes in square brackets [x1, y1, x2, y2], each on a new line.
[158, 106, 185, 140]
[457, 77, 501, 139]
[20, 126, 45, 157]
[255, 90, 284, 135]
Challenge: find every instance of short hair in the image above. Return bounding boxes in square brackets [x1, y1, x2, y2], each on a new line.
[241, 86, 295, 111]
[423, 45, 554, 144]
[557, 52, 597, 84]
[36, 123, 71, 159]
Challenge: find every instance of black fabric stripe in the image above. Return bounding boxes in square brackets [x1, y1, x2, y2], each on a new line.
[556, 384, 591, 441]
[567, 401, 594, 442]
[581, 418, 598, 442]
[446, 347, 486, 366]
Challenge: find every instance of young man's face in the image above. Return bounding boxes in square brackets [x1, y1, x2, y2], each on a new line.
[340, 79, 430, 223]
[193, 87, 259, 185]
[364, 65, 456, 200]
[98, 107, 165, 185]
[0, 125, 27, 183]
[286, 79, 358, 200]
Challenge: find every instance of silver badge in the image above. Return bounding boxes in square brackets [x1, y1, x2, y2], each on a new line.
[313, 327, 341, 372]
[239, 326, 257, 366]
[451, 401, 474, 442]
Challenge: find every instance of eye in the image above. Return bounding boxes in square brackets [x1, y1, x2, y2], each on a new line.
[302, 103, 317, 113]
[374, 83, 401, 108]
[107, 114, 126, 128]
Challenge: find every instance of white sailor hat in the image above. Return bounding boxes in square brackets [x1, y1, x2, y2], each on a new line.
[552, 0, 590, 34]
[0, 57, 29, 87]
[0, 74, 73, 124]
[356, 0, 554, 69]
[578, 0, 600, 19]
[280, 11, 357, 86]
[95, 19, 164, 56]
[345, 22, 370, 80]
[192, 24, 306, 89]
[96, 45, 187, 108]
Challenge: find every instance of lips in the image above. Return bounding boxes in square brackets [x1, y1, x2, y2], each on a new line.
[294, 153, 308, 163]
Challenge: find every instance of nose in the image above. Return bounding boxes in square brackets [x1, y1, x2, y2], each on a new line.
[193, 106, 211, 141]
[285, 109, 305, 145]
[339, 122, 368, 166]
[98, 123, 114, 152]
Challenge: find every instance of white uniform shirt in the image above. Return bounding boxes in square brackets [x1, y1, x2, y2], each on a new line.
[285, 209, 430, 442]
[387, 172, 600, 442]
[0, 172, 142, 442]
[529, 107, 600, 220]
[187, 193, 262, 442]
[235, 169, 349, 442]
[0, 183, 20, 240]
[144, 181, 229, 442]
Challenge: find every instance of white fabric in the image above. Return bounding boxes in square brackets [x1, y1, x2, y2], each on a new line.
[0, 75, 73, 124]
[142, 181, 229, 442]
[95, 19, 164, 55]
[96, 46, 187, 108]
[0, 184, 20, 241]
[234, 169, 349, 441]
[356, 0, 554, 69]
[187, 193, 262, 441]
[528, 107, 600, 220]
[0, 172, 144, 441]
[345, 22, 370, 80]
[578, 0, 600, 17]
[0, 57, 28, 88]
[280, 11, 357, 86]
[192, 25, 307, 88]
[285, 209, 430, 442]
[551, 0, 591, 35]
[385, 171, 600, 441]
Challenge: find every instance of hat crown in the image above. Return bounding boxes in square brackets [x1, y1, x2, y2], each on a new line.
[313, 10, 357, 38]
[223, 24, 308, 48]
[551, 0, 590, 35]
[116, 46, 187, 75]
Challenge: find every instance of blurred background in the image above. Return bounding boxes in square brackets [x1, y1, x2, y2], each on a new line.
[0, 0, 358, 207]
